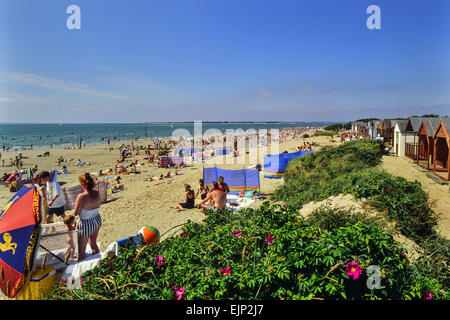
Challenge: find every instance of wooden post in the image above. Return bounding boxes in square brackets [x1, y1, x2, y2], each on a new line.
[447, 136, 450, 181]
[433, 137, 437, 173]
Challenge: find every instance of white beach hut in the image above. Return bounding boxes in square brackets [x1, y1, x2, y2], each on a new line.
[393, 120, 408, 156]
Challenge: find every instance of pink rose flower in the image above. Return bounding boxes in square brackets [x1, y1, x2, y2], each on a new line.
[155, 255, 164, 266]
[345, 262, 363, 280]
[232, 230, 242, 238]
[265, 232, 274, 245]
[220, 267, 231, 276]
[173, 286, 185, 300]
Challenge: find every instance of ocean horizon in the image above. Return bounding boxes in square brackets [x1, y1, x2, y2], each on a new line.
[0, 121, 334, 151]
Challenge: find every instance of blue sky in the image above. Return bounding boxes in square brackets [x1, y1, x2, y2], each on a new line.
[0, 0, 448, 123]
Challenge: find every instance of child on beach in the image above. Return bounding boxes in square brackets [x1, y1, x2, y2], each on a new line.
[63, 215, 77, 259]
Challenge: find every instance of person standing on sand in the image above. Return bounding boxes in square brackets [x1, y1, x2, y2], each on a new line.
[40, 171, 66, 223]
[73, 173, 102, 261]
[198, 181, 226, 212]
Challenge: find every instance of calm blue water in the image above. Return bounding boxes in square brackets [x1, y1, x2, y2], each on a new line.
[0, 122, 331, 151]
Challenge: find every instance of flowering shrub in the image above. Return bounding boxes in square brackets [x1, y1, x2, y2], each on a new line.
[48, 204, 447, 300]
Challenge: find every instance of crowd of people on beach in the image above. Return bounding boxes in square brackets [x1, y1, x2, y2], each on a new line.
[0, 126, 316, 265]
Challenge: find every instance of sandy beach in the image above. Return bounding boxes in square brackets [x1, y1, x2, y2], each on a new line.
[1, 131, 449, 250]
[1, 128, 449, 301]
[0, 129, 335, 247]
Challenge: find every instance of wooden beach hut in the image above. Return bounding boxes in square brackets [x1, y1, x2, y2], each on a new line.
[381, 119, 401, 145]
[404, 117, 422, 159]
[432, 119, 450, 181]
[416, 118, 441, 170]
[393, 120, 408, 157]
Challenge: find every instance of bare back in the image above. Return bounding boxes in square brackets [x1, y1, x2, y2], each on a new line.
[210, 189, 226, 209]
[74, 190, 100, 216]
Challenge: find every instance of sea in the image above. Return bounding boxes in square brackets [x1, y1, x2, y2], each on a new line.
[0, 122, 332, 151]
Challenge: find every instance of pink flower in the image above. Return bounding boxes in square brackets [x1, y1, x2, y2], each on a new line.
[283, 204, 289, 207]
[232, 230, 242, 238]
[265, 232, 274, 245]
[180, 232, 188, 237]
[173, 286, 185, 300]
[345, 262, 363, 280]
[220, 267, 231, 276]
[424, 289, 433, 300]
[59, 279, 68, 285]
[80, 277, 85, 285]
[155, 255, 164, 266]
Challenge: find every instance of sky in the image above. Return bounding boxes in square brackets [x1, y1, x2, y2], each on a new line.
[0, 0, 449, 123]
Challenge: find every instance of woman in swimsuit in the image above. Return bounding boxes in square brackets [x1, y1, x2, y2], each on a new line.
[171, 184, 195, 211]
[195, 179, 209, 200]
[73, 173, 102, 261]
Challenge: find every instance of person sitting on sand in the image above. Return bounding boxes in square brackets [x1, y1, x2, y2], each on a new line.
[61, 166, 69, 174]
[117, 165, 128, 175]
[129, 165, 140, 174]
[98, 169, 105, 176]
[165, 171, 171, 178]
[158, 174, 164, 180]
[63, 215, 77, 259]
[171, 184, 195, 211]
[198, 181, 226, 212]
[112, 176, 124, 192]
[217, 176, 230, 194]
[117, 155, 125, 164]
[195, 179, 209, 200]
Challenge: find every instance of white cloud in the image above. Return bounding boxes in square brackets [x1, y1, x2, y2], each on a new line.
[260, 91, 273, 99]
[0, 72, 128, 100]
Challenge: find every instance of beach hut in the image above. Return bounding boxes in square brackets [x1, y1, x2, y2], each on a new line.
[367, 120, 381, 139]
[380, 119, 393, 143]
[404, 117, 422, 159]
[416, 118, 441, 170]
[351, 121, 369, 137]
[432, 119, 450, 181]
[393, 120, 408, 156]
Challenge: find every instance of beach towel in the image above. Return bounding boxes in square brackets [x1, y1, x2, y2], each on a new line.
[159, 156, 185, 167]
[203, 167, 260, 196]
[62, 180, 109, 210]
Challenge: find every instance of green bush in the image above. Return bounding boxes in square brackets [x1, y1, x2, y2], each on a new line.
[313, 130, 337, 137]
[47, 204, 447, 300]
[342, 170, 438, 239]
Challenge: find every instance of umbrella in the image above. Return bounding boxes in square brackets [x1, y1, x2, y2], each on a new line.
[0, 185, 42, 298]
